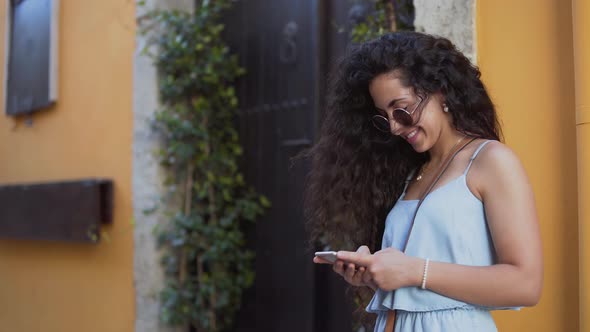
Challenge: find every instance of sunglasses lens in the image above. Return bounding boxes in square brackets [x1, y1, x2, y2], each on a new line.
[392, 109, 413, 127]
[371, 115, 390, 132]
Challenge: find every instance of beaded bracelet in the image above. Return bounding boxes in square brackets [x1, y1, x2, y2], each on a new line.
[420, 258, 430, 290]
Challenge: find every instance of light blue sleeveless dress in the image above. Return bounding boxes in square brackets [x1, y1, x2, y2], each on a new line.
[366, 140, 519, 332]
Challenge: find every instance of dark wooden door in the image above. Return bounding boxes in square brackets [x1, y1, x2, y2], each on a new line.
[223, 1, 355, 331]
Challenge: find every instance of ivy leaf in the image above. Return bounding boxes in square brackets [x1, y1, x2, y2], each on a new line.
[259, 195, 271, 208]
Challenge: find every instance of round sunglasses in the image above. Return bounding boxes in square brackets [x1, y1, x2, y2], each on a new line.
[371, 94, 428, 132]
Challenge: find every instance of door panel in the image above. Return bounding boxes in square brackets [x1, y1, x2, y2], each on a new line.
[223, 1, 354, 331]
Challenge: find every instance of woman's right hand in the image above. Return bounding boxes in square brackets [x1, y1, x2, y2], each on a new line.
[332, 245, 378, 290]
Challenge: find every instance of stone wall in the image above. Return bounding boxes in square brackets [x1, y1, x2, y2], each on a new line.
[414, 0, 476, 63]
[133, 1, 193, 331]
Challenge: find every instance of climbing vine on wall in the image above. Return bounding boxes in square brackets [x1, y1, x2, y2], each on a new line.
[140, 1, 269, 331]
[351, 0, 415, 43]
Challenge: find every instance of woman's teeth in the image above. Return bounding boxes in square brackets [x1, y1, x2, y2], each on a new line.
[406, 130, 418, 139]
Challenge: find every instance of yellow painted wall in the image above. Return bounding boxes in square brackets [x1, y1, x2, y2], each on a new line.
[572, 0, 590, 330]
[0, 1, 135, 331]
[477, 1, 578, 331]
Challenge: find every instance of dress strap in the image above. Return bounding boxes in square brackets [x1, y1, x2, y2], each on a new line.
[464, 140, 492, 175]
[402, 169, 416, 194]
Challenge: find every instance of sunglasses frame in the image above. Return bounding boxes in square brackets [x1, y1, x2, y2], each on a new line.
[371, 94, 428, 132]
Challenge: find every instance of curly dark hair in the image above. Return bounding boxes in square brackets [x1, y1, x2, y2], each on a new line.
[305, 31, 502, 253]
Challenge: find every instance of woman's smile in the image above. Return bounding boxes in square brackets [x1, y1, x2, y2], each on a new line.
[400, 128, 420, 145]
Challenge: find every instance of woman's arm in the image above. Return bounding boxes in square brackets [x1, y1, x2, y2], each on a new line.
[338, 142, 543, 307]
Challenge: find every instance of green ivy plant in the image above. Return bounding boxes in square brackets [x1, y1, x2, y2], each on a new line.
[350, 0, 414, 43]
[350, 0, 391, 43]
[140, 2, 269, 331]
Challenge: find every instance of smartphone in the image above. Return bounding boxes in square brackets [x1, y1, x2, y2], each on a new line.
[314, 251, 338, 264]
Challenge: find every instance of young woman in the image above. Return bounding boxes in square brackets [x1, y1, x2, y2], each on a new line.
[308, 32, 542, 332]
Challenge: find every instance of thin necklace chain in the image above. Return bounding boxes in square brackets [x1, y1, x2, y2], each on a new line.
[416, 134, 467, 181]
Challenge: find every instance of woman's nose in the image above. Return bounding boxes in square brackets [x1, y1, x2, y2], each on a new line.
[389, 117, 401, 135]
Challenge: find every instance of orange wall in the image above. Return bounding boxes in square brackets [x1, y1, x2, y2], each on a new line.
[0, 1, 135, 331]
[477, 1, 578, 331]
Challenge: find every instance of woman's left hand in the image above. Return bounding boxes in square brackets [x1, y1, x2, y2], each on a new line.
[337, 247, 424, 291]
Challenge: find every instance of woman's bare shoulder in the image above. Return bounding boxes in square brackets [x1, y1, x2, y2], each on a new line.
[468, 140, 530, 198]
[476, 140, 523, 170]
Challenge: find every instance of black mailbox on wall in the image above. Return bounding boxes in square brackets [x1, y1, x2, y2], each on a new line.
[0, 179, 114, 243]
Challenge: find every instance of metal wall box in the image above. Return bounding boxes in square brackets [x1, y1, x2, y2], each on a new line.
[0, 179, 113, 243]
[4, 0, 60, 115]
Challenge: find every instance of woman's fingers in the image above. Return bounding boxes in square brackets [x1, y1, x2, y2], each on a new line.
[333, 258, 373, 288]
[333, 260, 376, 288]
[313, 256, 333, 264]
[357, 245, 371, 254]
[345, 262, 372, 287]
[344, 262, 356, 281]
[336, 261, 360, 286]
[362, 267, 373, 284]
[333, 260, 345, 275]
[352, 266, 366, 284]
[322, 246, 374, 288]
